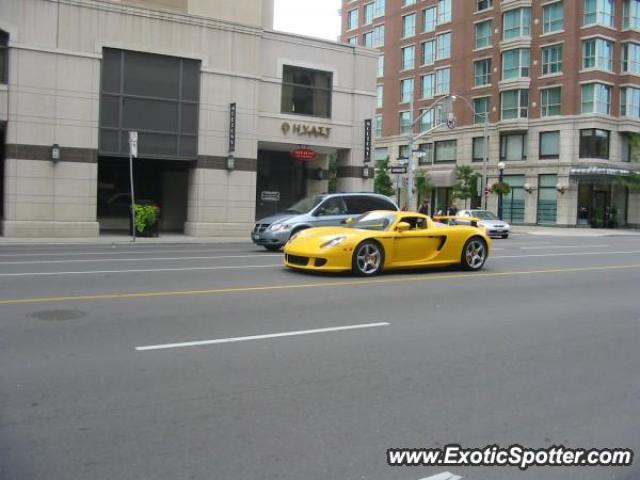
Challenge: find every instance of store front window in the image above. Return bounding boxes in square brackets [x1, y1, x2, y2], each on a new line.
[577, 182, 628, 228]
[537, 174, 557, 224]
[502, 174, 525, 224]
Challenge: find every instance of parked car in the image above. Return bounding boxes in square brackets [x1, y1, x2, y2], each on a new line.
[252, 193, 398, 251]
[458, 209, 511, 238]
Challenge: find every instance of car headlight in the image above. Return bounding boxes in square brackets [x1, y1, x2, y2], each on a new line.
[269, 223, 292, 232]
[320, 236, 347, 249]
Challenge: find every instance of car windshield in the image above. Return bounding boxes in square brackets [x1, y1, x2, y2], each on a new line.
[284, 195, 325, 214]
[348, 211, 396, 231]
[470, 210, 498, 220]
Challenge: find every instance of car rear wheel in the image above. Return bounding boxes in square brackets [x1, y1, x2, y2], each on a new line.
[461, 237, 487, 271]
[352, 241, 384, 276]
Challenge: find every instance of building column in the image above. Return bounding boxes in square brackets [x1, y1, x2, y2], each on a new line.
[628, 191, 640, 228]
[523, 175, 538, 224]
[305, 154, 330, 197]
[556, 176, 578, 226]
[335, 149, 373, 193]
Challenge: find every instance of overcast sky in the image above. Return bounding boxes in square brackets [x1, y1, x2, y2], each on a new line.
[273, 0, 342, 41]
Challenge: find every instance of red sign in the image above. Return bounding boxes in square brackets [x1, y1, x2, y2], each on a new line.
[291, 148, 318, 161]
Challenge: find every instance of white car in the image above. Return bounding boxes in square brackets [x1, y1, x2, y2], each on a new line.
[458, 209, 511, 239]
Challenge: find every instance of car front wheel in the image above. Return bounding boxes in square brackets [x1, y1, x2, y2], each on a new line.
[461, 237, 487, 271]
[352, 241, 384, 276]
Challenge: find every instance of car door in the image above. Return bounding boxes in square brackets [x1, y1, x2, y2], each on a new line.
[389, 216, 445, 266]
[309, 196, 349, 227]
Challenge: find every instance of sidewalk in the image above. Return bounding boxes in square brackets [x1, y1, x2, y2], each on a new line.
[512, 226, 640, 237]
[0, 233, 253, 246]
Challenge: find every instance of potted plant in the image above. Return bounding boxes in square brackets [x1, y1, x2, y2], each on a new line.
[131, 203, 160, 237]
[490, 181, 511, 196]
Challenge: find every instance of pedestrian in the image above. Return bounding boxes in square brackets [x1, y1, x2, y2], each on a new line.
[418, 199, 430, 216]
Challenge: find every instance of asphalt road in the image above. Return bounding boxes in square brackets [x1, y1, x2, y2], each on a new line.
[1, 233, 639, 480]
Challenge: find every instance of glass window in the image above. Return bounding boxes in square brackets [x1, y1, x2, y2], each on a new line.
[542, 44, 563, 75]
[424, 7, 437, 32]
[474, 97, 490, 124]
[347, 37, 357, 46]
[475, 20, 492, 49]
[403, 0, 416, 5]
[582, 38, 613, 71]
[622, 43, 640, 74]
[420, 109, 435, 132]
[422, 40, 435, 65]
[403, 13, 416, 38]
[401, 45, 415, 70]
[581, 83, 611, 114]
[579, 128, 610, 159]
[438, 0, 452, 24]
[347, 9, 359, 30]
[373, 0, 385, 18]
[500, 133, 527, 161]
[0, 30, 7, 84]
[543, 1, 564, 33]
[421, 73, 435, 98]
[503, 8, 531, 40]
[537, 174, 558, 225]
[281, 65, 332, 118]
[364, 25, 385, 48]
[502, 48, 530, 79]
[377, 55, 384, 77]
[623, 0, 640, 29]
[584, 0, 615, 27]
[539, 131, 560, 159]
[474, 58, 491, 86]
[400, 111, 412, 134]
[477, 0, 492, 12]
[376, 85, 383, 108]
[436, 32, 451, 59]
[435, 68, 450, 95]
[620, 87, 640, 117]
[541, 87, 562, 116]
[364, 3, 374, 25]
[375, 114, 383, 137]
[417, 143, 434, 165]
[434, 140, 457, 162]
[472, 137, 488, 162]
[503, 175, 526, 224]
[501, 90, 529, 119]
[400, 78, 414, 103]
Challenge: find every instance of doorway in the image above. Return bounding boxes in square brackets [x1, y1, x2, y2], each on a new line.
[255, 150, 307, 220]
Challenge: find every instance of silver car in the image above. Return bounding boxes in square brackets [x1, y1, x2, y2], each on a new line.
[251, 193, 398, 251]
[458, 209, 511, 238]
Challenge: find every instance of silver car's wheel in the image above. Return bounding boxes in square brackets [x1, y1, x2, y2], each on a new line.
[352, 241, 384, 276]
[461, 237, 487, 271]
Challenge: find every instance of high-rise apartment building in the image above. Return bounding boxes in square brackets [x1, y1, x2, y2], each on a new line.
[342, 0, 640, 227]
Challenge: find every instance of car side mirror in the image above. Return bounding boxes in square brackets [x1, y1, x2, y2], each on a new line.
[341, 217, 354, 225]
[396, 222, 411, 232]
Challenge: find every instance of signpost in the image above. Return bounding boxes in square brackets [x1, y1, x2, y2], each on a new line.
[364, 119, 372, 164]
[128, 131, 138, 242]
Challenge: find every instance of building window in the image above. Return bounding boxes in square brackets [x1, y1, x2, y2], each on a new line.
[539, 131, 560, 159]
[422, 40, 435, 65]
[347, 37, 357, 46]
[374, 114, 383, 137]
[541, 44, 563, 75]
[474, 97, 490, 123]
[434, 140, 457, 163]
[500, 133, 527, 161]
[435, 67, 450, 95]
[376, 85, 383, 108]
[364, 3, 374, 25]
[584, 0, 614, 27]
[363, 25, 385, 48]
[502, 48, 530, 80]
[436, 32, 451, 60]
[621, 87, 640, 117]
[540, 87, 562, 116]
[582, 38, 613, 71]
[347, 9, 359, 30]
[579, 128, 610, 159]
[477, 0, 492, 12]
[403, 0, 416, 6]
[377, 55, 384, 77]
[0, 31, 7, 84]
[501, 90, 529, 119]
[537, 174, 558, 225]
[420, 109, 435, 132]
[543, 1, 564, 33]
[418, 143, 434, 165]
[421, 73, 435, 98]
[373, 0, 385, 18]
[623, 0, 640, 29]
[622, 43, 640, 74]
[281, 65, 332, 118]
[400, 78, 414, 103]
[474, 59, 492, 86]
[472, 137, 488, 162]
[475, 21, 492, 49]
[401, 45, 415, 70]
[438, 0, 452, 24]
[400, 111, 412, 134]
[402, 13, 416, 38]
[424, 7, 437, 32]
[503, 8, 531, 40]
[581, 82, 611, 114]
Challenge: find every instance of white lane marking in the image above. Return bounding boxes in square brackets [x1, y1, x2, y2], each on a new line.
[519, 244, 610, 250]
[0, 254, 280, 265]
[0, 264, 280, 277]
[419, 473, 463, 480]
[135, 322, 391, 351]
[492, 250, 640, 259]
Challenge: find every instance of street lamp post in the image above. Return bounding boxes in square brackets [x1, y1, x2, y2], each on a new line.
[497, 161, 506, 220]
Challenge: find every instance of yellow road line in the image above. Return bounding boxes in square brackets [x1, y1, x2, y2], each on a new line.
[0, 264, 638, 306]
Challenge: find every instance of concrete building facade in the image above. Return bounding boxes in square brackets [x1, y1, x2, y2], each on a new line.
[0, 0, 376, 237]
[341, 0, 640, 227]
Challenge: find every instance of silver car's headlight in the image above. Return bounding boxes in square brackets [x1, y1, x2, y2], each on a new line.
[320, 236, 347, 249]
[269, 223, 292, 232]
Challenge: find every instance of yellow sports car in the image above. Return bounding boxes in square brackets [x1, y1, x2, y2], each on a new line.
[283, 211, 491, 276]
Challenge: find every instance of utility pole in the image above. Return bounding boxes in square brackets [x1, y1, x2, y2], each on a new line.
[128, 131, 138, 242]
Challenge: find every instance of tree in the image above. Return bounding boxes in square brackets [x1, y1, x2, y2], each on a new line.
[414, 170, 432, 206]
[327, 154, 337, 193]
[374, 158, 395, 197]
[451, 165, 478, 209]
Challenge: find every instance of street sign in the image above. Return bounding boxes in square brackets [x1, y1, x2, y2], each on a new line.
[128, 131, 138, 158]
[390, 166, 407, 174]
[228, 102, 236, 154]
[364, 118, 372, 163]
[261, 191, 280, 202]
